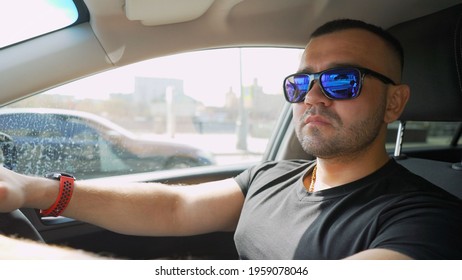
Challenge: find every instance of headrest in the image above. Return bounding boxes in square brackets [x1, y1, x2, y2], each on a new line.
[388, 4, 462, 121]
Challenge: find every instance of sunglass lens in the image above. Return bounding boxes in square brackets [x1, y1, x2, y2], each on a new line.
[320, 68, 361, 99]
[284, 75, 311, 103]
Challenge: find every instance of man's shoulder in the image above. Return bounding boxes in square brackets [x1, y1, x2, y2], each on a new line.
[249, 159, 314, 177]
[234, 159, 313, 195]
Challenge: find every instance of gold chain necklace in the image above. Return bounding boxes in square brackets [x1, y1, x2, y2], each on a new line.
[308, 165, 317, 193]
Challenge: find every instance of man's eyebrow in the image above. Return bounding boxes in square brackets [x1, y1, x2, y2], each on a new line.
[297, 63, 363, 74]
[296, 67, 313, 74]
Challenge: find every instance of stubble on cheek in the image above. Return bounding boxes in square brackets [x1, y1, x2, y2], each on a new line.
[295, 104, 385, 159]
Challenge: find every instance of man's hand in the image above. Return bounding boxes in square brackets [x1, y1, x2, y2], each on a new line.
[0, 166, 29, 213]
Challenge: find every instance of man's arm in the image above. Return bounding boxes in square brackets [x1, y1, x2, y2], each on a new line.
[0, 166, 245, 236]
[66, 178, 245, 236]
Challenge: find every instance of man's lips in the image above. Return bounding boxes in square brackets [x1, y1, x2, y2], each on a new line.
[304, 115, 331, 125]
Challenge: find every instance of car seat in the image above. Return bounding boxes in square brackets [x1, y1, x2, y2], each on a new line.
[388, 4, 462, 199]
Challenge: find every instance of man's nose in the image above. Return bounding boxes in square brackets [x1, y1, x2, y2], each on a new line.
[303, 80, 333, 106]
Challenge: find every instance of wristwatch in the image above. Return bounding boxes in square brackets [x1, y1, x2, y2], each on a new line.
[40, 172, 76, 217]
[44, 172, 76, 181]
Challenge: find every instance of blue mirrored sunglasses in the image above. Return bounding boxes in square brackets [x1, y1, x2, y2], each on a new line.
[283, 67, 396, 103]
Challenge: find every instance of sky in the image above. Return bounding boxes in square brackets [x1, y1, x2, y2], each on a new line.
[45, 48, 304, 107]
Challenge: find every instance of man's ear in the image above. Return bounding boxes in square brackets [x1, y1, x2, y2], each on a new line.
[384, 84, 410, 124]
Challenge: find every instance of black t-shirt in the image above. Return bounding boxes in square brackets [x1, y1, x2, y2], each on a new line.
[233, 159, 462, 259]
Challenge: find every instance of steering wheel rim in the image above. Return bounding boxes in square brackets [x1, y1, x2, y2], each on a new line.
[0, 209, 44, 242]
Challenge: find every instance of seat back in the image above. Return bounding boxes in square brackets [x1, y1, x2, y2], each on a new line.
[388, 4, 462, 198]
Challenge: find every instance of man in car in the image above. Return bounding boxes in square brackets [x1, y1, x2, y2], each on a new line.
[0, 19, 461, 259]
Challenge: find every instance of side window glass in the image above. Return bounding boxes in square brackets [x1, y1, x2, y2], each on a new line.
[0, 112, 63, 175]
[0, 48, 303, 179]
[387, 121, 461, 149]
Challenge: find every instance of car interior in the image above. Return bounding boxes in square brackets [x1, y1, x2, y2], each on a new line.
[0, 0, 461, 259]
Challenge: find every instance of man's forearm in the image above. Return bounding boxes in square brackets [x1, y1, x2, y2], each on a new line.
[53, 180, 182, 236]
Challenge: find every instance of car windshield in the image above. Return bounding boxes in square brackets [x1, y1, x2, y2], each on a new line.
[0, 0, 78, 48]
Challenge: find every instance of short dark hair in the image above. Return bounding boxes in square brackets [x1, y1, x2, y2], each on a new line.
[311, 19, 404, 70]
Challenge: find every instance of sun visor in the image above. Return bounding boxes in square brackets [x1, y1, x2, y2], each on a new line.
[125, 0, 215, 26]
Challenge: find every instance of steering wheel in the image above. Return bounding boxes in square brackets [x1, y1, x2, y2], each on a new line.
[0, 209, 44, 242]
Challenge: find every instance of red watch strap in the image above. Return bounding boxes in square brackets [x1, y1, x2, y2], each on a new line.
[40, 176, 75, 217]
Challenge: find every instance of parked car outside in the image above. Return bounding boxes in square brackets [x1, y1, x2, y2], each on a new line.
[0, 108, 215, 179]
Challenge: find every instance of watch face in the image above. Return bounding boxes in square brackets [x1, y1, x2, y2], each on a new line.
[45, 172, 76, 180]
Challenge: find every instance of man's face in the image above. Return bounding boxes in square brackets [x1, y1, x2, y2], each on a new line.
[293, 29, 397, 160]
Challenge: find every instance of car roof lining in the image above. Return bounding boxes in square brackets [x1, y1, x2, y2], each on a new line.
[87, 0, 462, 66]
[125, 0, 215, 26]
